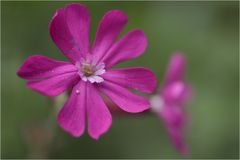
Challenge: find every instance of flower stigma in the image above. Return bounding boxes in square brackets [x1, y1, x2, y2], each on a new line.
[76, 59, 106, 83]
[81, 63, 94, 77]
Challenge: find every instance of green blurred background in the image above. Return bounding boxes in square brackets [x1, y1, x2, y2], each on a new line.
[1, 1, 239, 159]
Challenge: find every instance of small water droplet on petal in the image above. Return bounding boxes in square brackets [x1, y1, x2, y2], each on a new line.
[75, 89, 80, 94]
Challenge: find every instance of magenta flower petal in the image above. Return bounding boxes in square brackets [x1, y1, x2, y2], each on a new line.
[87, 84, 112, 140]
[65, 4, 91, 56]
[92, 10, 128, 61]
[102, 67, 157, 93]
[101, 29, 147, 68]
[167, 127, 189, 155]
[57, 81, 86, 137]
[100, 81, 150, 113]
[17, 55, 77, 80]
[160, 105, 186, 128]
[50, 3, 90, 62]
[162, 82, 191, 105]
[165, 53, 186, 85]
[27, 72, 79, 97]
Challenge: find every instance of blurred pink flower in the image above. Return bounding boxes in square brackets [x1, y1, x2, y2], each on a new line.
[17, 3, 157, 139]
[150, 53, 191, 155]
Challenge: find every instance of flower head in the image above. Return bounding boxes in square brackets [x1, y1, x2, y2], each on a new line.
[150, 53, 192, 155]
[17, 3, 157, 139]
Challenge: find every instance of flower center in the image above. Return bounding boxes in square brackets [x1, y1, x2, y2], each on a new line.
[150, 95, 164, 113]
[80, 63, 95, 77]
[76, 59, 106, 83]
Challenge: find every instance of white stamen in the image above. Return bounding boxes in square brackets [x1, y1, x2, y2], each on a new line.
[87, 77, 96, 83]
[81, 77, 87, 82]
[92, 76, 104, 83]
[150, 95, 164, 113]
[94, 68, 106, 75]
[96, 63, 105, 70]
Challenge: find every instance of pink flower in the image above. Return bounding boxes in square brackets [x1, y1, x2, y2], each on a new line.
[17, 3, 157, 139]
[150, 53, 191, 155]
